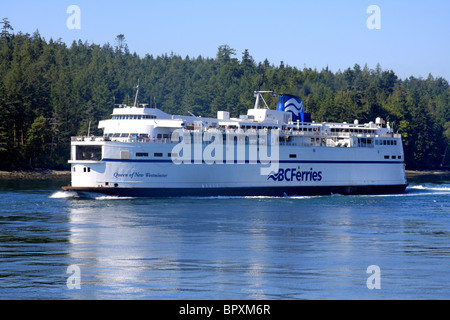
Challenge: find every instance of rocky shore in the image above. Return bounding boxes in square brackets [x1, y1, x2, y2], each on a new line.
[0, 170, 71, 181]
[405, 170, 450, 177]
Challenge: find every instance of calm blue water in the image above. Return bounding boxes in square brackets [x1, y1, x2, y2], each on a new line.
[0, 174, 449, 300]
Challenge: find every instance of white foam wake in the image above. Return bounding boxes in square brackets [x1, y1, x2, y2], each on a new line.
[49, 191, 79, 198]
[408, 184, 450, 192]
[93, 195, 135, 200]
[49, 191, 134, 200]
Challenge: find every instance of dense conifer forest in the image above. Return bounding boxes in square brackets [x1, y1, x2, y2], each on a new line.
[1, 19, 449, 170]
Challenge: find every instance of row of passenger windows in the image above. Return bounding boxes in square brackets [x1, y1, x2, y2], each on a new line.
[384, 155, 402, 160]
[103, 133, 170, 139]
[136, 152, 178, 157]
[136, 152, 402, 160]
[112, 115, 156, 120]
[105, 133, 150, 138]
[376, 139, 397, 145]
[330, 128, 376, 134]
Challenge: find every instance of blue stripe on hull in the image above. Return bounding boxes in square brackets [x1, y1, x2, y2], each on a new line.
[102, 158, 404, 165]
[66, 184, 408, 198]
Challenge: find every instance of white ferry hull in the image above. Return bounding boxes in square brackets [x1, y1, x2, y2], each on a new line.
[63, 142, 408, 197]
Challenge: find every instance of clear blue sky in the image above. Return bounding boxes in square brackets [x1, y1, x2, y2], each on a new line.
[2, 0, 450, 81]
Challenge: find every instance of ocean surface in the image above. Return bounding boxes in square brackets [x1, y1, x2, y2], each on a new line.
[0, 174, 449, 300]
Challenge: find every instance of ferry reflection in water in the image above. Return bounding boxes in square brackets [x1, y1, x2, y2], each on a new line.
[63, 195, 396, 300]
[67, 200, 181, 299]
[66, 197, 280, 299]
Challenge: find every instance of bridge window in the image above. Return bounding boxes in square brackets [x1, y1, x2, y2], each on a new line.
[76, 145, 102, 161]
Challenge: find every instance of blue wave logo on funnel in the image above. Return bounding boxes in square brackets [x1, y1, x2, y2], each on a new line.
[277, 94, 305, 121]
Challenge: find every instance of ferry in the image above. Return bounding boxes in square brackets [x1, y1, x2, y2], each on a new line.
[62, 86, 407, 197]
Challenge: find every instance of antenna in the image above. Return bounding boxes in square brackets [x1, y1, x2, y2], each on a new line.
[133, 79, 140, 107]
[253, 73, 268, 109]
[258, 73, 265, 91]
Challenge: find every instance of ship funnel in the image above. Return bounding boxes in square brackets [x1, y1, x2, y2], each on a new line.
[277, 94, 310, 122]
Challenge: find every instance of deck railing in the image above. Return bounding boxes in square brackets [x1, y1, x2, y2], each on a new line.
[72, 129, 402, 150]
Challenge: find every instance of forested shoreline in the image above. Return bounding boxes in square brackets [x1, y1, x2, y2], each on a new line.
[1, 20, 449, 170]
